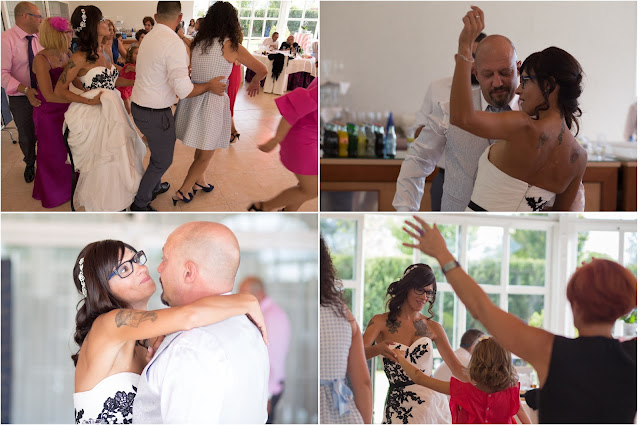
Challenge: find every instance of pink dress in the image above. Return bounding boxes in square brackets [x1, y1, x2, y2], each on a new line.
[117, 63, 135, 100]
[274, 77, 318, 175]
[449, 378, 520, 424]
[227, 63, 241, 117]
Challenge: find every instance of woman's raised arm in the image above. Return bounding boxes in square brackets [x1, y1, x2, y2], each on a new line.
[93, 293, 267, 346]
[402, 216, 555, 385]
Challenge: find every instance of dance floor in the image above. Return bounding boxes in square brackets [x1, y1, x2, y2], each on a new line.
[1, 86, 317, 212]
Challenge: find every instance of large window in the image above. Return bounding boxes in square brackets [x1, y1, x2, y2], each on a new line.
[220, 1, 318, 52]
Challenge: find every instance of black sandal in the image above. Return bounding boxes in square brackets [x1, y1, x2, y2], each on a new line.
[248, 202, 263, 211]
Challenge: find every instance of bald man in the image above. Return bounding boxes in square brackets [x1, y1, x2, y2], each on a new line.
[239, 277, 291, 424]
[133, 222, 269, 423]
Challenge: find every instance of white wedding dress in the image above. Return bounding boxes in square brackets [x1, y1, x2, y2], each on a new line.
[64, 65, 146, 211]
[467, 145, 556, 211]
[73, 372, 140, 424]
[383, 337, 452, 424]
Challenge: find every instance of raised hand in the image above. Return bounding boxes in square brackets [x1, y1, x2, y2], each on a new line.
[402, 216, 451, 262]
[459, 6, 485, 56]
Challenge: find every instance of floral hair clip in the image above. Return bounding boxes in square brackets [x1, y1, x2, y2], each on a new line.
[476, 335, 491, 344]
[74, 8, 87, 34]
[49, 16, 70, 33]
[78, 257, 87, 297]
[403, 265, 420, 278]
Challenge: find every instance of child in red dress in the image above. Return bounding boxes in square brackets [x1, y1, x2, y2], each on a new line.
[117, 45, 138, 115]
[394, 336, 532, 424]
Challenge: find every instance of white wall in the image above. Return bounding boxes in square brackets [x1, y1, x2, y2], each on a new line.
[66, 1, 195, 32]
[320, 1, 637, 141]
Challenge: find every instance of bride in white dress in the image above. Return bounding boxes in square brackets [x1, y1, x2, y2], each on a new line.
[450, 7, 587, 212]
[71, 240, 267, 424]
[54, 6, 144, 212]
[363, 264, 467, 424]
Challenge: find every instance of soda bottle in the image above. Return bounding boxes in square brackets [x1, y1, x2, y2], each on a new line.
[385, 113, 397, 159]
[357, 124, 367, 157]
[346, 123, 358, 158]
[337, 124, 349, 158]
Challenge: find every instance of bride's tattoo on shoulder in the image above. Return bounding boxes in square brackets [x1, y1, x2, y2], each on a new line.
[115, 310, 158, 328]
[59, 60, 76, 84]
[366, 318, 375, 329]
[537, 132, 550, 149]
[413, 319, 431, 337]
[386, 319, 401, 334]
[558, 120, 566, 145]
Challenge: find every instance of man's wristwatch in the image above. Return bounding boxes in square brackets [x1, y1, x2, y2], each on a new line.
[441, 260, 461, 275]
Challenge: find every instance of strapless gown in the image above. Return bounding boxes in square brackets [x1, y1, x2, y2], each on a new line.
[32, 65, 72, 208]
[383, 337, 452, 424]
[467, 145, 556, 212]
[63, 66, 146, 211]
[74, 372, 140, 424]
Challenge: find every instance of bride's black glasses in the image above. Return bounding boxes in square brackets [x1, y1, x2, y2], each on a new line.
[520, 75, 537, 88]
[109, 250, 147, 279]
[413, 287, 436, 298]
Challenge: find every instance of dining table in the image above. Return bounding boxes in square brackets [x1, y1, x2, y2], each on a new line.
[249, 51, 317, 95]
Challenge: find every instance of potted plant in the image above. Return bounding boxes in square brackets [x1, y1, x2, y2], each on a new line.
[622, 309, 637, 337]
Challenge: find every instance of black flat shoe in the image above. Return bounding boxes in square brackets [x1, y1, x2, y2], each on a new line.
[24, 164, 35, 183]
[193, 182, 214, 193]
[172, 190, 194, 206]
[130, 202, 157, 212]
[152, 182, 171, 200]
[248, 202, 263, 211]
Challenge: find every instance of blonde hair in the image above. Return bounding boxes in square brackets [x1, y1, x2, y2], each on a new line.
[467, 337, 519, 393]
[125, 45, 138, 64]
[39, 18, 69, 53]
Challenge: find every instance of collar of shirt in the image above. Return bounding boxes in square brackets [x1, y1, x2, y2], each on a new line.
[481, 91, 520, 112]
[12, 24, 29, 40]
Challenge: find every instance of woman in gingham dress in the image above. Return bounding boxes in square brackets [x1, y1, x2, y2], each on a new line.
[320, 237, 372, 424]
[173, 1, 267, 206]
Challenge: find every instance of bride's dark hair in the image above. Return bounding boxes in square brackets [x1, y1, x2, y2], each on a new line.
[192, 1, 243, 54]
[386, 264, 437, 323]
[70, 5, 103, 62]
[71, 240, 135, 366]
[520, 46, 584, 135]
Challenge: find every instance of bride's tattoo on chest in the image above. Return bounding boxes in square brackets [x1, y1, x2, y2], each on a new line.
[115, 310, 157, 328]
[413, 319, 431, 337]
[386, 319, 401, 334]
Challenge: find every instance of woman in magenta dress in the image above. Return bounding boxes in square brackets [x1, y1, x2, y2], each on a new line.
[32, 17, 73, 208]
[249, 77, 318, 211]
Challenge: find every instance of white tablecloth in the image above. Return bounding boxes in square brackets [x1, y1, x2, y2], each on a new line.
[252, 52, 317, 95]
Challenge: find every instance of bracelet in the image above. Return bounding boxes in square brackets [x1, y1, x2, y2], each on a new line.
[23, 86, 29, 95]
[457, 53, 474, 63]
[441, 260, 461, 275]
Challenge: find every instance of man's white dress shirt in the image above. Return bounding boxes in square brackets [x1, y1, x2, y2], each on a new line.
[393, 76, 519, 212]
[262, 38, 278, 49]
[132, 314, 269, 423]
[131, 23, 194, 109]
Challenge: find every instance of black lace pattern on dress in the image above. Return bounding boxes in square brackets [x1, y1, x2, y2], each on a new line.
[82, 67, 119, 91]
[526, 196, 548, 211]
[75, 385, 137, 424]
[382, 342, 430, 424]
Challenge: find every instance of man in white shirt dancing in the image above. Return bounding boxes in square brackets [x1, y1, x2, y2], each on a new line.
[133, 221, 269, 423]
[130, 1, 226, 211]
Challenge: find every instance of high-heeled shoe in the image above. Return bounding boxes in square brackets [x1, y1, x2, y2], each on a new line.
[172, 190, 194, 206]
[248, 202, 263, 211]
[230, 132, 240, 143]
[193, 182, 214, 194]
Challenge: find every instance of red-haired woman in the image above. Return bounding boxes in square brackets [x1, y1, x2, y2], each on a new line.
[403, 216, 637, 423]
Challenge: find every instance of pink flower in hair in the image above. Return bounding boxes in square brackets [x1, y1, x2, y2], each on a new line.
[49, 17, 71, 33]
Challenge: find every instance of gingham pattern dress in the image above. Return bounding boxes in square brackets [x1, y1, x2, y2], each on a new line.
[175, 38, 233, 150]
[319, 305, 363, 424]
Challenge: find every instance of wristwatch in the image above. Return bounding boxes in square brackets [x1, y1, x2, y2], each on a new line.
[441, 260, 460, 275]
[23, 86, 29, 95]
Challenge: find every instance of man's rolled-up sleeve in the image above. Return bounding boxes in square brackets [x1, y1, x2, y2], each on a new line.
[393, 83, 448, 212]
[166, 39, 195, 100]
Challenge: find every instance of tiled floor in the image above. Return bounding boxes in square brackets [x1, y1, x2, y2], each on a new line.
[1, 86, 317, 212]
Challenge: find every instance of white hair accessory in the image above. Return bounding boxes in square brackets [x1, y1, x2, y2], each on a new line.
[74, 8, 87, 34]
[403, 265, 420, 278]
[476, 335, 491, 343]
[78, 257, 87, 297]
